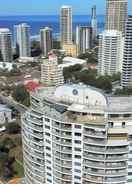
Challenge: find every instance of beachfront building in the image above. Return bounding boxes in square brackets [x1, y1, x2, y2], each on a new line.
[91, 5, 98, 41]
[15, 23, 31, 58]
[60, 5, 72, 45]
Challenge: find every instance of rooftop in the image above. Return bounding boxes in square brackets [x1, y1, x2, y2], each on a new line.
[32, 84, 132, 113]
[0, 28, 10, 33]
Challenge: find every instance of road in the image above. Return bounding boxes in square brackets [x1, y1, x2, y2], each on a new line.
[0, 95, 28, 114]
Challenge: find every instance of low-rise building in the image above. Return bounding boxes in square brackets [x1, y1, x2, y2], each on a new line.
[0, 104, 12, 124]
[41, 56, 64, 86]
[63, 44, 77, 57]
[59, 56, 87, 69]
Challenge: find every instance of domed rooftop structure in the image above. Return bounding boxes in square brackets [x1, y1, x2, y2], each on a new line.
[54, 84, 107, 107]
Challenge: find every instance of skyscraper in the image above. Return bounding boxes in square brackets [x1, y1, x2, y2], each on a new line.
[91, 5, 98, 41]
[122, 15, 132, 87]
[60, 5, 72, 45]
[76, 26, 92, 55]
[98, 30, 124, 76]
[41, 56, 64, 86]
[105, 0, 128, 34]
[15, 23, 31, 58]
[22, 83, 132, 184]
[40, 27, 53, 57]
[0, 28, 12, 62]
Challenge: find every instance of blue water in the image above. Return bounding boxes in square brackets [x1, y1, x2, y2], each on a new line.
[0, 15, 104, 36]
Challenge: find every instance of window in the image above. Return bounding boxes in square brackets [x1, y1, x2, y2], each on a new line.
[75, 162, 81, 166]
[46, 146, 51, 151]
[74, 169, 81, 173]
[108, 122, 114, 128]
[45, 132, 50, 136]
[46, 153, 51, 157]
[75, 125, 81, 129]
[75, 133, 81, 136]
[75, 148, 81, 152]
[122, 122, 126, 128]
[45, 118, 50, 122]
[45, 125, 50, 129]
[74, 176, 81, 180]
[75, 155, 81, 159]
[75, 140, 81, 144]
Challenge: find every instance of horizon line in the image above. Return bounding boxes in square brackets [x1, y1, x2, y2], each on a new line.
[0, 14, 105, 16]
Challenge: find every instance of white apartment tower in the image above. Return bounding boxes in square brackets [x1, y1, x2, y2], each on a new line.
[91, 5, 98, 41]
[40, 27, 53, 57]
[105, 0, 128, 34]
[76, 26, 92, 55]
[0, 28, 12, 62]
[41, 56, 64, 86]
[15, 23, 31, 58]
[122, 15, 132, 87]
[98, 30, 124, 76]
[60, 6, 72, 45]
[22, 83, 132, 184]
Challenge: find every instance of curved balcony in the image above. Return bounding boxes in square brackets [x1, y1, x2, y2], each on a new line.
[83, 174, 126, 183]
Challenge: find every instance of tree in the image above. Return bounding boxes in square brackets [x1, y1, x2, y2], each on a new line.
[12, 85, 30, 106]
[63, 64, 83, 81]
[114, 87, 132, 96]
[6, 122, 21, 134]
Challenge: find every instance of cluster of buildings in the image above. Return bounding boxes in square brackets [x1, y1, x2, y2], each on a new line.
[21, 1, 132, 184]
[0, 5, 97, 64]
[98, 0, 132, 88]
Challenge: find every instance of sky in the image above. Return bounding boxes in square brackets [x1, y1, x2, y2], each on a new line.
[0, 0, 131, 16]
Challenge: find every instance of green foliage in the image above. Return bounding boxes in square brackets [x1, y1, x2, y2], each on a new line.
[78, 52, 97, 64]
[63, 64, 83, 80]
[12, 85, 30, 106]
[53, 40, 61, 49]
[114, 87, 132, 96]
[6, 122, 21, 134]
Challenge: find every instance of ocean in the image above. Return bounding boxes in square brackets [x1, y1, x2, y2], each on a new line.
[0, 15, 105, 38]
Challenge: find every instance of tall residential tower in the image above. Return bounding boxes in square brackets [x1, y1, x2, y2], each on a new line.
[40, 27, 53, 57]
[0, 28, 12, 62]
[105, 0, 128, 34]
[15, 23, 31, 58]
[60, 6, 72, 45]
[91, 5, 98, 41]
[98, 30, 124, 76]
[76, 26, 92, 55]
[22, 83, 132, 184]
[122, 15, 132, 87]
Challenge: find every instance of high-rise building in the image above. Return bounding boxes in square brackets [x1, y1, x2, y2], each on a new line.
[0, 28, 12, 62]
[40, 27, 53, 57]
[60, 5, 72, 45]
[76, 26, 92, 55]
[105, 0, 128, 34]
[41, 55, 64, 86]
[22, 83, 132, 184]
[91, 5, 98, 41]
[15, 23, 31, 58]
[122, 15, 132, 87]
[98, 30, 124, 76]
